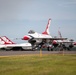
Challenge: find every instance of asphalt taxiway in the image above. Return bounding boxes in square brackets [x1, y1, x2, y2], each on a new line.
[0, 50, 76, 56]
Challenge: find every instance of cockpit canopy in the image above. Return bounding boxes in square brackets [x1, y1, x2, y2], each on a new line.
[28, 30, 35, 34]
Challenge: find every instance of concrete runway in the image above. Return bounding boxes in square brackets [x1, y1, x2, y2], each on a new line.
[0, 50, 76, 56]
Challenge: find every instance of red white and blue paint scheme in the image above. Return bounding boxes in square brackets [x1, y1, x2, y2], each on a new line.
[0, 36, 32, 50]
[22, 19, 67, 51]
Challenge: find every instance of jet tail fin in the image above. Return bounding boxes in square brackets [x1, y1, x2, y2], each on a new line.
[0, 36, 15, 44]
[0, 37, 5, 44]
[42, 18, 51, 35]
[58, 30, 62, 38]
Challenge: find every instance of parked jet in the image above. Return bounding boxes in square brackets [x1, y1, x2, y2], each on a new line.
[0, 36, 32, 50]
[22, 19, 67, 51]
[57, 30, 74, 50]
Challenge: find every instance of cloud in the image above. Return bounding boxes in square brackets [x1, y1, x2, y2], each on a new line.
[0, 0, 76, 22]
[0, 0, 33, 22]
[58, 0, 76, 7]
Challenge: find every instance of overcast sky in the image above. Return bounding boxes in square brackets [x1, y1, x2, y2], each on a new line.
[0, 0, 76, 43]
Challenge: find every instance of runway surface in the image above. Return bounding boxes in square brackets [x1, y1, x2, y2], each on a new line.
[0, 50, 76, 56]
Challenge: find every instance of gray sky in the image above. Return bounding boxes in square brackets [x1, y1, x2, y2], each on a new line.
[0, 0, 76, 43]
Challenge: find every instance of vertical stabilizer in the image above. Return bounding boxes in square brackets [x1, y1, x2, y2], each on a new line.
[0, 37, 5, 44]
[58, 30, 62, 38]
[1, 36, 15, 44]
[42, 18, 51, 35]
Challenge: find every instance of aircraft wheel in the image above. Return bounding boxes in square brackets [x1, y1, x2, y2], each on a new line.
[6, 49, 11, 51]
[47, 47, 50, 51]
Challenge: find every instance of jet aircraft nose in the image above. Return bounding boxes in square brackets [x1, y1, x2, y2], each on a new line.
[53, 40, 57, 44]
[22, 36, 30, 40]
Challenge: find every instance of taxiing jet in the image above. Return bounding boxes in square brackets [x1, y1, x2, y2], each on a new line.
[22, 19, 67, 51]
[0, 36, 32, 50]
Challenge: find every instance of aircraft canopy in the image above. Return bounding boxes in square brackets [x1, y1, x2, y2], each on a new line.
[28, 30, 35, 34]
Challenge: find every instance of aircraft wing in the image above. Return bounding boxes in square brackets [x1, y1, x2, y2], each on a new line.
[34, 37, 67, 40]
[47, 38, 67, 40]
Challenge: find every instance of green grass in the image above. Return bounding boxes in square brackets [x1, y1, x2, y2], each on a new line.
[0, 54, 76, 75]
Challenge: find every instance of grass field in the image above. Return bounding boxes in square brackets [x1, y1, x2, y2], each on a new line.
[0, 54, 76, 75]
